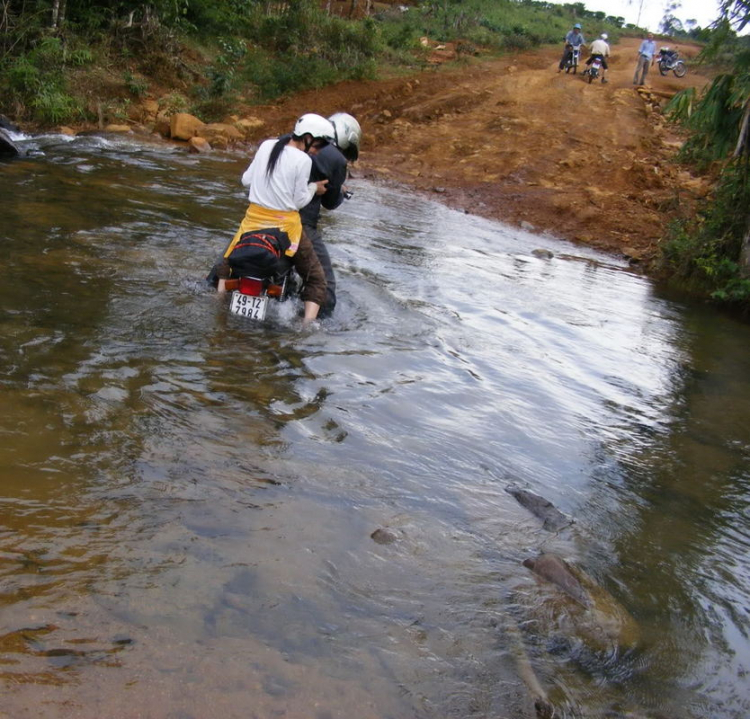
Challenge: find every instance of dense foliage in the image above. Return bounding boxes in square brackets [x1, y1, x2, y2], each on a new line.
[662, 2, 750, 309]
[0, 0, 627, 125]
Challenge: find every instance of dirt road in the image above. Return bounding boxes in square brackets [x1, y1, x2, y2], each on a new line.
[243, 37, 708, 265]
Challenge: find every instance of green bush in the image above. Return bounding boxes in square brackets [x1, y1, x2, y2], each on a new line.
[31, 88, 81, 124]
[503, 33, 533, 51]
[204, 37, 246, 98]
[0, 0, 630, 123]
[229, 5, 380, 101]
[243, 49, 340, 100]
[124, 71, 149, 97]
[69, 46, 94, 66]
[159, 91, 190, 114]
[660, 164, 750, 304]
[6, 56, 42, 93]
[0, 37, 81, 123]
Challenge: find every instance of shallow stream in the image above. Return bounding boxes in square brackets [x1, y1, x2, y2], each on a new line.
[2, 133, 750, 718]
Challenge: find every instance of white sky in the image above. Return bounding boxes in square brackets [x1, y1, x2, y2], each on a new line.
[546, 0, 723, 32]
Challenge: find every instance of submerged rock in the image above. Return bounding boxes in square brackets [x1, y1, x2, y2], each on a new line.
[370, 527, 399, 545]
[523, 553, 590, 606]
[506, 485, 571, 531]
[522, 553, 640, 653]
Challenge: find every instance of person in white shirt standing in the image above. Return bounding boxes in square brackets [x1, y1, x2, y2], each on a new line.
[586, 32, 611, 83]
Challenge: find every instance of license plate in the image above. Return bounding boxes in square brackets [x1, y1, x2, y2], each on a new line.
[229, 291, 267, 321]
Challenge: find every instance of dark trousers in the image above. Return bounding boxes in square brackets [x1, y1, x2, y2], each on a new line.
[303, 224, 336, 316]
[559, 47, 573, 70]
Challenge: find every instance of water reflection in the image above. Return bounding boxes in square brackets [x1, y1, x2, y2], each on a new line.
[581, 304, 750, 716]
[1, 136, 750, 718]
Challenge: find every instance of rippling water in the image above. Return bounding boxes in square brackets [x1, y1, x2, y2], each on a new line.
[2, 133, 750, 718]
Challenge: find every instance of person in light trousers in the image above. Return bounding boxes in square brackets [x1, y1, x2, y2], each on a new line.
[633, 32, 657, 86]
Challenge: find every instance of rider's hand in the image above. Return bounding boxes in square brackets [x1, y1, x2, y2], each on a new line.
[315, 179, 329, 195]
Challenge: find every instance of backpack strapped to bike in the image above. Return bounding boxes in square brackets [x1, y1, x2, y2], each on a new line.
[226, 227, 291, 278]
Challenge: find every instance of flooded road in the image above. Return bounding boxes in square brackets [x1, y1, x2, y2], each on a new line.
[2, 134, 750, 718]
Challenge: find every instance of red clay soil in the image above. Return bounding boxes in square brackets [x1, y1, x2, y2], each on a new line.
[238, 37, 710, 267]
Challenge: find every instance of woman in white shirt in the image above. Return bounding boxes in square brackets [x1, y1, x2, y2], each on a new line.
[217, 113, 334, 322]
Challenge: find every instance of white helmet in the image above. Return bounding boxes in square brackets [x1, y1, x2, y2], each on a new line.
[600, 33, 608, 40]
[329, 112, 362, 161]
[293, 113, 335, 143]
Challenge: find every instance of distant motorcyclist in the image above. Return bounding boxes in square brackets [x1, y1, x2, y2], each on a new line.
[586, 32, 611, 83]
[558, 23, 586, 73]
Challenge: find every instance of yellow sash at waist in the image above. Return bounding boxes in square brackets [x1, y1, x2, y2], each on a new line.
[224, 204, 302, 259]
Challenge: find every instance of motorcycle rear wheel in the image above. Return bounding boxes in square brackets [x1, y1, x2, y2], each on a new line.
[658, 61, 669, 76]
[673, 61, 687, 78]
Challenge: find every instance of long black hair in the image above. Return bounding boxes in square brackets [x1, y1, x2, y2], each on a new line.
[266, 133, 293, 177]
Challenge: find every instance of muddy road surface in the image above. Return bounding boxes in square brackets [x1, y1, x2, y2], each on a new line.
[245, 37, 708, 265]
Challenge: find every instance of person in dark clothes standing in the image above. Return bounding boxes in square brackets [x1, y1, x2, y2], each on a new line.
[299, 112, 361, 317]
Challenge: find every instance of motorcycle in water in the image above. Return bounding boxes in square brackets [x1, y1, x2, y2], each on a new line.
[658, 49, 687, 78]
[206, 226, 301, 323]
[225, 266, 300, 322]
[564, 44, 581, 74]
[215, 192, 352, 323]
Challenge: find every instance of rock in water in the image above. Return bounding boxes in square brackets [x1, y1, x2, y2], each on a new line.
[506, 485, 571, 531]
[523, 553, 641, 652]
[523, 553, 590, 607]
[0, 115, 20, 132]
[370, 527, 398, 545]
[0, 127, 20, 158]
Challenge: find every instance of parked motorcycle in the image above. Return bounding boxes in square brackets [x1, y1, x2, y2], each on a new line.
[658, 49, 687, 78]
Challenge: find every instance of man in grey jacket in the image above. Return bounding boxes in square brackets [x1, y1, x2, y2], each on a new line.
[558, 23, 586, 72]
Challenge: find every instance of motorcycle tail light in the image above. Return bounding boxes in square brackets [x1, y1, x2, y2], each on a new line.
[238, 277, 263, 296]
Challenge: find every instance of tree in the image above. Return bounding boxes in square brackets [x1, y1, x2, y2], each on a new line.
[606, 16, 625, 28]
[660, 0, 683, 35]
[721, 0, 750, 29]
